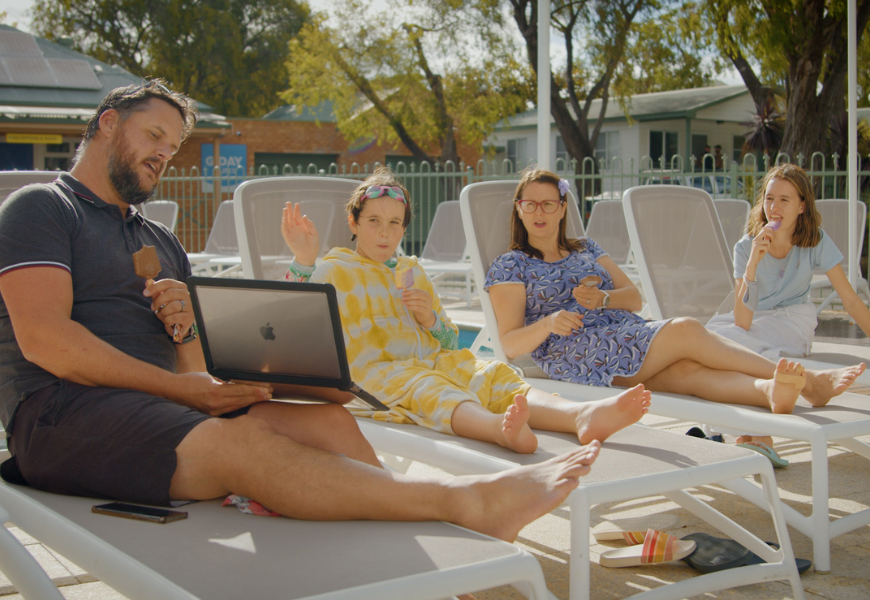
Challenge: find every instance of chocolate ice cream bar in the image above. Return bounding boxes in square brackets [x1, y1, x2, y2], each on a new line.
[133, 245, 161, 280]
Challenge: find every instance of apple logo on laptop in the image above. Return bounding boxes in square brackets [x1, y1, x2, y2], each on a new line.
[260, 323, 276, 341]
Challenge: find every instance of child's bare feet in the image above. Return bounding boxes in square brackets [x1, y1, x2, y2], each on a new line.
[735, 435, 774, 448]
[449, 442, 601, 541]
[574, 384, 650, 444]
[499, 394, 538, 454]
[802, 362, 866, 407]
[765, 358, 805, 414]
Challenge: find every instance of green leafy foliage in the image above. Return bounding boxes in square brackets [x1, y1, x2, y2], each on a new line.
[510, 0, 722, 177]
[31, 0, 309, 117]
[705, 0, 870, 159]
[284, 0, 531, 165]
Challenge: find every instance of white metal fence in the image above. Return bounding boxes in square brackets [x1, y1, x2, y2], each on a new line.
[154, 152, 870, 274]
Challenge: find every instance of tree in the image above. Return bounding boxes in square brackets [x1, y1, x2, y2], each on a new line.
[508, 0, 721, 183]
[31, 0, 309, 117]
[707, 0, 870, 160]
[284, 0, 531, 167]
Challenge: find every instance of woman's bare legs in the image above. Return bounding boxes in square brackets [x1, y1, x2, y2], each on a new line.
[451, 397, 538, 454]
[621, 357, 805, 413]
[524, 385, 651, 445]
[618, 317, 865, 406]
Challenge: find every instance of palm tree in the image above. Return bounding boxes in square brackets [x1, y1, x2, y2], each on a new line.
[742, 98, 784, 158]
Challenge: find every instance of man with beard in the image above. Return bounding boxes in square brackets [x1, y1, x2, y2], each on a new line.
[0, 81, 600, 539]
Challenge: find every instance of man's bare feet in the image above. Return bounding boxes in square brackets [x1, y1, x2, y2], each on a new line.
[449, 442, 601, 542]
[802, 362, 866, 407]
[574, 384, 650, 444]
[499, 394, 538, 454]
[765, 358, 805, 414]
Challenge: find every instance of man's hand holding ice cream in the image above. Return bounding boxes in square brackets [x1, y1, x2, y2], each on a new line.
[133, 245, 195, 342]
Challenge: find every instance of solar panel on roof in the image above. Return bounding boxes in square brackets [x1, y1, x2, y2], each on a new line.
[2, 57, 55, 87]
[48, 59, 101, 90]
[0, 31, 43, 58]
[0, 56, 102, 90]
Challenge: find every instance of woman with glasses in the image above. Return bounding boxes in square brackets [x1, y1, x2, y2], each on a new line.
[281, 167, 652, 454]
[486, 168, 865, 418]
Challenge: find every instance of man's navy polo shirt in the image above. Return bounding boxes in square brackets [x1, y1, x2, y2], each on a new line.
[0, 173, 192, 430]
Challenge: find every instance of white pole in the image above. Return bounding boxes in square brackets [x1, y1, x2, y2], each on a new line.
[848, 0, 858, 288]
[537, 0, 550, 170]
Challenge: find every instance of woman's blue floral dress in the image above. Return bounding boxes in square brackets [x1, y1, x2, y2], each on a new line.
[485, 239, 668, 386]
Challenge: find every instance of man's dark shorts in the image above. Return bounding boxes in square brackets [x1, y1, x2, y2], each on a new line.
[5, 381, 248, 506]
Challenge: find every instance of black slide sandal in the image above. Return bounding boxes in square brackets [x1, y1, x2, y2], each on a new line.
[680, 532, 751, 573]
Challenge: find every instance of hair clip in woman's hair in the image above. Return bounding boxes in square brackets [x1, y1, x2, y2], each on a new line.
[558, 179, 570, 196]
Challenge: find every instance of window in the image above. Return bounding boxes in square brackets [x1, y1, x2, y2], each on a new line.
[555, 136, 569, 167]
[732, 136, 745, 163]
[506, 138, 527, 171]
[594, 131, 620, 168]
[649, 131, 679, 167]
[39, 138, 78, 171]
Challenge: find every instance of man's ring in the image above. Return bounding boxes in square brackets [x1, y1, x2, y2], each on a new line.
[180, 300, 186, 312]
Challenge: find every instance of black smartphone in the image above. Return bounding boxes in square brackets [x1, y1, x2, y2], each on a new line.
[92, 502, 188, 524]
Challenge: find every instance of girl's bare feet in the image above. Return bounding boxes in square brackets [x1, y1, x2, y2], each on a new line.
[449, 442, 601, 542]
[802, 362, 866, 407]
[499, 394, 538, 453]
[764, 358, 805, 414]
[574, 384, 651, 444]
[735, 435, 774, 448]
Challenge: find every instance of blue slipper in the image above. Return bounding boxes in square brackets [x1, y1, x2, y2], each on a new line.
[737, 442, 789, 468]
[743, 542, 812, 575]
[680, 532, 751, 573]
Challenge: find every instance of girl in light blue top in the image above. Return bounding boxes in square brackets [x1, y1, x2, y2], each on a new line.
[706, 163, 870, 461]
[707, 163, 870, 358]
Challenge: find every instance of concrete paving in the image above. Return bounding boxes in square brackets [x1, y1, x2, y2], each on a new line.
[2, 302, 869, 599]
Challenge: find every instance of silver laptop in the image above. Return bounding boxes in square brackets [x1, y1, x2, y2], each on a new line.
[187, 277, 389, 411]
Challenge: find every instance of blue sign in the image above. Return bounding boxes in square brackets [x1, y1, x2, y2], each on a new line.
[201, 143, 247, 192]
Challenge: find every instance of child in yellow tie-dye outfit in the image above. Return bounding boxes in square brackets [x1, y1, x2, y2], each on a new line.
[282, 167, 651, 453]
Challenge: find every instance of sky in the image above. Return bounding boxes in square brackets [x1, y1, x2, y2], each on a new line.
[0, 0, 742, 85]
[0, 0, 32, 32]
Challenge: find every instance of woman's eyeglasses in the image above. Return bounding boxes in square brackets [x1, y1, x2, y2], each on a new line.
[515, 199, 564, 214]
[361, 185, 407, 205]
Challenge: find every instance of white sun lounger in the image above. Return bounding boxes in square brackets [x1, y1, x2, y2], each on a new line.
[233, 176, 360, 281]
[229, 178, 805, 599]
[358, 419, 804, 600]
[0, 449, 554, 600]
[418, 200, 477, 306]
[613, 184, 870, 570]
[458, 179, 870, 571]
[0, 171, 59, 204]
[458, 180, 870, 573]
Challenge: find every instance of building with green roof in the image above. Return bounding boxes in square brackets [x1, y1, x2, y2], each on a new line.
[487, 84, 755, 177]
[0, 24, 228, 171]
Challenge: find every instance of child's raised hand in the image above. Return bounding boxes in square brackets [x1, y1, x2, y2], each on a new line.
[402, 288, 436, 328]
[281, 202, 320, 267]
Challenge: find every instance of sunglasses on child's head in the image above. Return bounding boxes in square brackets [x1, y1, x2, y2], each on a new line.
[360, 185, 407, 205]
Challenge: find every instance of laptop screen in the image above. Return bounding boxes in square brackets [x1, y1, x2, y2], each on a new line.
[188, 278, 348, 386]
